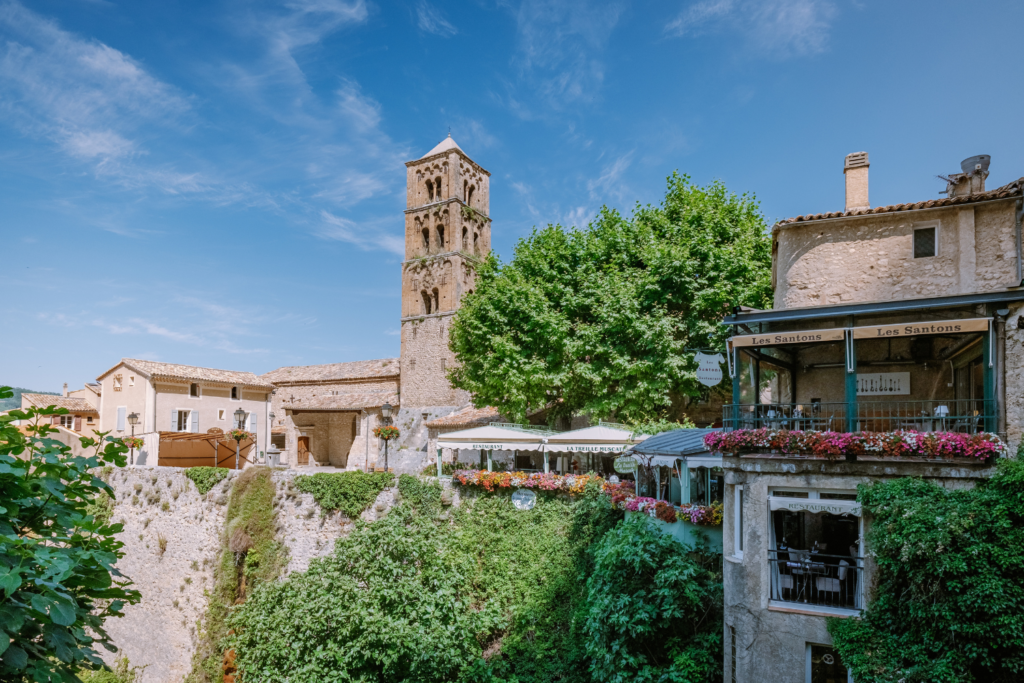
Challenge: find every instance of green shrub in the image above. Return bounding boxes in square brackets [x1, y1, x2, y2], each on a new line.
[228, 477, 626, 683]
[828, 458, 1024, 683]
[293, 471, 394, 518]
[185, 467, 230, 495]
[581, 515, 723, 683]
[85, 490, 116, 528]
[397, 474, 442, 515]
[0, 388, 140, 682]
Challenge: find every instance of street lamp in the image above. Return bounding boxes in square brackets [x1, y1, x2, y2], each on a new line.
[381, 402, 393, 473]
[267, 412, 275, 464]
[127, 412, 139, 466]
[233, 408, 247, 470]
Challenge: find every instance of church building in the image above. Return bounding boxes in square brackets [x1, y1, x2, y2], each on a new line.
[263, 136, 491, 471]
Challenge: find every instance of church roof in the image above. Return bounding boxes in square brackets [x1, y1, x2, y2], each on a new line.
[261, 358, 400, 385]
[420, 135, 463, 159]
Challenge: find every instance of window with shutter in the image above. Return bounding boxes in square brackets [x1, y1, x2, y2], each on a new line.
[249, 413, 257, 437]
[171, 409, 178, 431]
[190, 410, 199, 433]
[117, 407, 126, 431]
[74, 416, 82, 431]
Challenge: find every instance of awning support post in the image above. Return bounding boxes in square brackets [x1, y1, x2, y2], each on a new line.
[845, 328, 858, 432]
[437, 448, 443, 478]
[487, 449, 493, 472]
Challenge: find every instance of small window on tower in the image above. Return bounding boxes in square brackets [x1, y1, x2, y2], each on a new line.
[422, 228, 430, 251]
[421, 290, 432, 315]
[462, 227, 468, 250]
[437, 226, 445, 249]
[426, 179, 434, 201]
[473, 232, 479, 255]
[914, 227, 937, 258]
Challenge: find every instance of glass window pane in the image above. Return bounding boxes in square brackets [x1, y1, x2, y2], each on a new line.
[810, 645, 848, 683]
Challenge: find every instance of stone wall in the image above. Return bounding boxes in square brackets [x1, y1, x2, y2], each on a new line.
[773, 202, 1019, 309]
[97, 466, 401, 683]
[399, 313, 469, 408]
[1004, 305, 1024, 452]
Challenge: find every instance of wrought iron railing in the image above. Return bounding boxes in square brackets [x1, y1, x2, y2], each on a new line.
[488, 422, 560, 435]
[769, 550, 862, 610]
[722, 400, 994, 433]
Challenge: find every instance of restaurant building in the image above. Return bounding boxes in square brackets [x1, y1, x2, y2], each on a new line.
[719, 153, 1024, 682]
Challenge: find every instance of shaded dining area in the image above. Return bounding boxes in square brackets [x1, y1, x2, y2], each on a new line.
[723, 303, 1003, 436]
[768, 492, 863, 611]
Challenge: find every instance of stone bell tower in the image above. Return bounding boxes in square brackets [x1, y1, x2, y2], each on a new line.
[399, 135, 491, 408]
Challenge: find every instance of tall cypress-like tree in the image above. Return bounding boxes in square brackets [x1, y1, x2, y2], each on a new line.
[448, 173, 772, 423]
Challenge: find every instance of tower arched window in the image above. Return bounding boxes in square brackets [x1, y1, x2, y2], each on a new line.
[421, 290, 432, 315]
[437, 225, 445, 250]
[473, 232, 479, 255]
[463, 180, 468, 200]
[422, 228, 430, 252]
[432, 287, 440, 313]
[435, 177, 443, 200]
[467, 185, 475, 208]
[426, 179, 434, 202]
[462, 227, 468, 251]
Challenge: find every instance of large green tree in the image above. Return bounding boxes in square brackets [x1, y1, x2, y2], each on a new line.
[828, 458, 1024, 682]
[448, 173, 772, 423]
[0, 388, 140, 682]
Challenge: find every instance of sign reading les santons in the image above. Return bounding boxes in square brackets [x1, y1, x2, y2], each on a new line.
[732, 328, 845, 348]
[852, 318, 989, 340]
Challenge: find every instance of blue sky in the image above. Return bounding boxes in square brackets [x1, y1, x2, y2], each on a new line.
[3, 0, 1023, 392]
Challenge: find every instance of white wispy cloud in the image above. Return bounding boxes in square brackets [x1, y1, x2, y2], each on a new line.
[666, 0, 837, 56]
[415, 1, 457, 37]
[506, 0, 623, 111]
[586, 152, 633, 201]
[0, 1, 189, 162]
[318, 211, 405, 256]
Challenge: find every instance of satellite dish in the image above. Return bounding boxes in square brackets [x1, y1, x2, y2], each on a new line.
[961, 155, 990, 174]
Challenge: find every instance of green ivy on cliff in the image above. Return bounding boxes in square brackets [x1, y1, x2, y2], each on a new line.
[293, 470, 394, 518]
[186, 466, 287, 683]
[185, 467, 230, 496]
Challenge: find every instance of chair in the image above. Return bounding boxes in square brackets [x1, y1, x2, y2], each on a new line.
[815, 560, 848, 594]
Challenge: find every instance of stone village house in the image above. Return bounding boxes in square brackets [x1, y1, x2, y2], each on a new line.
[718, 152, 1024, 682]
[92, 359, 274, 462]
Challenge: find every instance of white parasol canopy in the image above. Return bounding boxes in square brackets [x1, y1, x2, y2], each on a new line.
[436, 424, 547, 451]
[543, 424, 643, 453]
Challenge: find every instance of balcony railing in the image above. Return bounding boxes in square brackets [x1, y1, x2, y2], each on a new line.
[769, 550, 863, 610]
[723, 400, 994, 433]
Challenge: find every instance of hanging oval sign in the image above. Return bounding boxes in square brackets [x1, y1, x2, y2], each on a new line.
[613, 457, 637, 474]
[512, 489, 537, 511]
[695, 352, 725, 387]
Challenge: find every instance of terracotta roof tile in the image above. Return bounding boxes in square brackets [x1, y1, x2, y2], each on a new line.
[282, 391, 399, 411]
[425, 405, 502, 429]
[98, 358, 274, 390]
[21, 394, 98, 413]
[261, 358, 400, 384]
[776, 177, 1024, 228]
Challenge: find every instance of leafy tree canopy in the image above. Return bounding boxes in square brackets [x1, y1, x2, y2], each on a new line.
[448, 173, 772, 423]
[0, 387, 140, 682]
[829, 458, 1024, 682]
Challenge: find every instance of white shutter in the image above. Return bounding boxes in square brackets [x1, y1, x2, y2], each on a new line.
[116, 407, 126, 431]
[249, 412, 257, 435]
[171, 409, 178, 431]
[190, 410, 199, 433]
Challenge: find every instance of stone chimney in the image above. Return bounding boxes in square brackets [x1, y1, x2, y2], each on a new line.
[62, 383, 68, 397]
[844, 152, 869, 211]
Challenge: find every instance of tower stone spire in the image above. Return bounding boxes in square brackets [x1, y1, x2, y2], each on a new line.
[399, 137, 491, 407]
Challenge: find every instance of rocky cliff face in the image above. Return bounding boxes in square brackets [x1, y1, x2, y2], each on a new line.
[99, 466, 397, 683]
